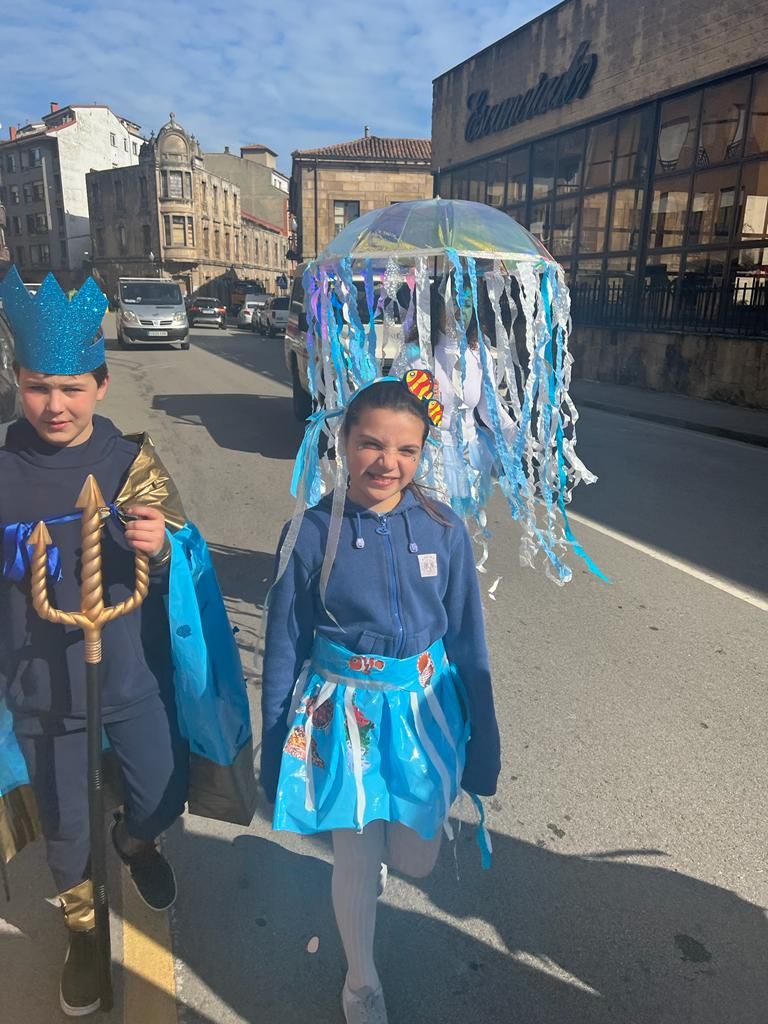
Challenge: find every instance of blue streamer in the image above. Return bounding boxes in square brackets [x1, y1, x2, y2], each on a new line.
[0, 505, 122, 583]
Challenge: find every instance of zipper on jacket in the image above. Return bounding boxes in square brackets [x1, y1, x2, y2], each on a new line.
[376, 514, 405, 657]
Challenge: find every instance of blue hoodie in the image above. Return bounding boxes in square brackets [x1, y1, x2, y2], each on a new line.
[0, 415, 171, 734]
[261, 489, 501, 801]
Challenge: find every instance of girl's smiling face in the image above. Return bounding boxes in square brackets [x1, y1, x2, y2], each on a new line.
[344, 406, 426, 513]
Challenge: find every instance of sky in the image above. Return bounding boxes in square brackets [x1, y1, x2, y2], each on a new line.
[0, 0, 554, 174]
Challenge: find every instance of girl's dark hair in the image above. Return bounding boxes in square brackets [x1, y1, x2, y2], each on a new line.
[342, 380, 452, 525]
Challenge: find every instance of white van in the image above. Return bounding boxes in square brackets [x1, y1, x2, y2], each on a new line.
[116, 278, 189, 349]
[284, 264, 402, 420]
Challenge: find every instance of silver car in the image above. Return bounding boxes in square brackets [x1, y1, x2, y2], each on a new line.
[237, 300, 259, 328]
[117, 278, 189, 350]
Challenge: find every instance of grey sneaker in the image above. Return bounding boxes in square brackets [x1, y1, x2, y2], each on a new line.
[342, 981, 388, 1024]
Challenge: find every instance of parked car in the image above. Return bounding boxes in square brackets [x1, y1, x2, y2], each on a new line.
[249, 295, 271, 333]
[237, 300, 260, 328]
[188, 296, 226, 329]
[259, 296, 289, 337]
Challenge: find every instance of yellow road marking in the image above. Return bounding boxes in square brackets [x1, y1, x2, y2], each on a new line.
[122, 867, 177, 1024]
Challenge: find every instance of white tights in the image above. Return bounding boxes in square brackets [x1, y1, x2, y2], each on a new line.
[331, 821, 442, 993]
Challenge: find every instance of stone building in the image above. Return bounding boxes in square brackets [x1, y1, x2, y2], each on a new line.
[88, 115, 290, 302]
[0, 200, 9, 274]
[290, 133, 433, 261]
[205, 143, 290, 232]
[432, 0, 768, 408]
[0, 103, 142, 288]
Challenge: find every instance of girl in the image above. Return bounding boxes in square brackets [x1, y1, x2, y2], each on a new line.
[261, 376, 500, 1024]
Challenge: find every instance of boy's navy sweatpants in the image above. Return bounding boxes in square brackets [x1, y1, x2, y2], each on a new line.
[17, 691, 188, 893]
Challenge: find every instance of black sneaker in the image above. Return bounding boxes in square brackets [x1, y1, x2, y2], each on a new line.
[111, 816, 177, 912]
[60, 930, 100, 1017]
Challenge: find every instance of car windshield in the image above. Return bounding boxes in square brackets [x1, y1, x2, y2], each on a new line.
[120, 282, 182, 305]
[272, 298, 289, 310]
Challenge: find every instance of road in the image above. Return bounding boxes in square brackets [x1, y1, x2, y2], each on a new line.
[2, 319, 767, 1024]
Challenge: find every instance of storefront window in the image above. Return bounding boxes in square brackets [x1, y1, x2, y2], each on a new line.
[736, 159, 768, 241]
[657, 93, 701, 173]
[532, 139, 556, 199]
[684, 249, 728, 285]
[746, 71, 768, 155]
[505, 148, 528, 204]
[551, 197, 579, 257]
[606, 255, 637, 280]
[615, 107, 653, 182]
[731, 246, 767, 301]
[529, 201, 551, 247]
[584, 120, 616, 188]
[610, 188, 644, 251]
[699, 77, 750, 164]
[505, 203, 525, 224]
[644, 252, 681, 291]
[687, 167, 738, 245]
[556, 129, 585, 193]
[486, 156, 506, 207]
[648, 176, 690, 248]
[467, 163, 487, 203]
[436, 171, 452, 198]
[452, 168, 469, 200]
[579, 192, 608, 253]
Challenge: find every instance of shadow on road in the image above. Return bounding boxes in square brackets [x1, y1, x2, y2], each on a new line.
[207, 541, 274, 610]
[162, 824, 768, 1024]
[4, 819, 768, 1023]
[151, 393, 303, 458]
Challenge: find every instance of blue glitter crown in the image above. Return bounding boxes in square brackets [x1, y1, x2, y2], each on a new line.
[0, 265, 107, 375]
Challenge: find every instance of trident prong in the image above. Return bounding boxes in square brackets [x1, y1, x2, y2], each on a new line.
[29, 474, 150, 661]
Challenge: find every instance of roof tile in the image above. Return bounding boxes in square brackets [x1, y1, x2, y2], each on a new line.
[294, 135, 431, 163]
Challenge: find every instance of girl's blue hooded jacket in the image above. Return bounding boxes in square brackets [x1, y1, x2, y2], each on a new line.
[261, 489, 501, 802]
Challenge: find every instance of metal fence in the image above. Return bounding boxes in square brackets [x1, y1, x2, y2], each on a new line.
[571, 276, 768, 338]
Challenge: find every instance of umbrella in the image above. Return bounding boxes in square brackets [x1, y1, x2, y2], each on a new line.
[318, 198, 551, 263]
[299, 199, 602, 585]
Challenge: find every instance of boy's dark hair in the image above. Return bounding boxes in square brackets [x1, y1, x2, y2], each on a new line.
[13, 360, 109, 385]
[342, 380, 451, 524]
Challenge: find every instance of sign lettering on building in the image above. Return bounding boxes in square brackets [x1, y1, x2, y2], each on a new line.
[464, 41, 598, 143]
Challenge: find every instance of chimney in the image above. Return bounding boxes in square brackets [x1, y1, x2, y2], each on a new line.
[9, 126, 16, 141]
[50, 101, 59, 113]
[224, 145, 230, 154]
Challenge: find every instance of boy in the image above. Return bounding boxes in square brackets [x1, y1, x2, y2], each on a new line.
[0, 267, 193, 1017]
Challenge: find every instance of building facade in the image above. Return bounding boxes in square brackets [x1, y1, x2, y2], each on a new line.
[205, 144, 290, 230]
[290, 134, 433, 261]
[0, 198, 9, 274]
[88, 115, 290, 302]
[432, 0, 768, 407]
[0, 103, 142, 288]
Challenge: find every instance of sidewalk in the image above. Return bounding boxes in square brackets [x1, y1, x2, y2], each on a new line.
[571, 379, 768, 447]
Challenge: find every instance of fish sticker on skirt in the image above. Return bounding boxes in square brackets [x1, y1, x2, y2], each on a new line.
[284, 726, 325, 769]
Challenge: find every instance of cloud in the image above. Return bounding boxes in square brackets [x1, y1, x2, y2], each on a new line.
[0, 0, 554, 172]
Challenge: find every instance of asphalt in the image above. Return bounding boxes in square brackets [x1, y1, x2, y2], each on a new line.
[2, 321, 768, 1024]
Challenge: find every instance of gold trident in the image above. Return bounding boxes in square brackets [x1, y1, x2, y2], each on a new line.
[28, 474, 150, 661]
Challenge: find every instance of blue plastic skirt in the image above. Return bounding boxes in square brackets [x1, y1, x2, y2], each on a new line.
[273, 636, 469, 839]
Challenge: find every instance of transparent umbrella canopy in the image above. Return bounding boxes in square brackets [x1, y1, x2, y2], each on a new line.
[317, 198, 552, 264]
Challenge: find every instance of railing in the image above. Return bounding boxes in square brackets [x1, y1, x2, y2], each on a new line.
[571, 276, 768, 339]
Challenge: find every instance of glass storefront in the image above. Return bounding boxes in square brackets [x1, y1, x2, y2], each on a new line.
[436, 64, 768, 334]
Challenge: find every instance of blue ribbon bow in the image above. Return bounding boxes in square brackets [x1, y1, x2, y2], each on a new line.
[0, 506, 121, 583]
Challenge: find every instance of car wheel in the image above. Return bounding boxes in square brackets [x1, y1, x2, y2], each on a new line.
[117, 328, 128, 348]
[180, 341, 190, 350]
[292, 360, 312, 422]
[219, 321, 225, 330]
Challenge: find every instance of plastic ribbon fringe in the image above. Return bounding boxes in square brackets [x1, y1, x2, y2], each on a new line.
[1, 505, 122, 583]
[293, 248, 600, 584]
[467, 791, 493, 870]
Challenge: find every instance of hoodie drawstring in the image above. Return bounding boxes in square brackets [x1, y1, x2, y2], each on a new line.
[354, 511, 365, 549]
[404, 509, 419, 554]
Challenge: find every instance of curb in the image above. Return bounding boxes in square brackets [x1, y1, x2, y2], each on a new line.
[576, 399, 768, 449]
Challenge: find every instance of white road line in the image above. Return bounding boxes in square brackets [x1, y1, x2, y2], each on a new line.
[569, 512, 768, 613]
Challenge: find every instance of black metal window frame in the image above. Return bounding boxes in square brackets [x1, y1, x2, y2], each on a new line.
[435, 63, 768, 339]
